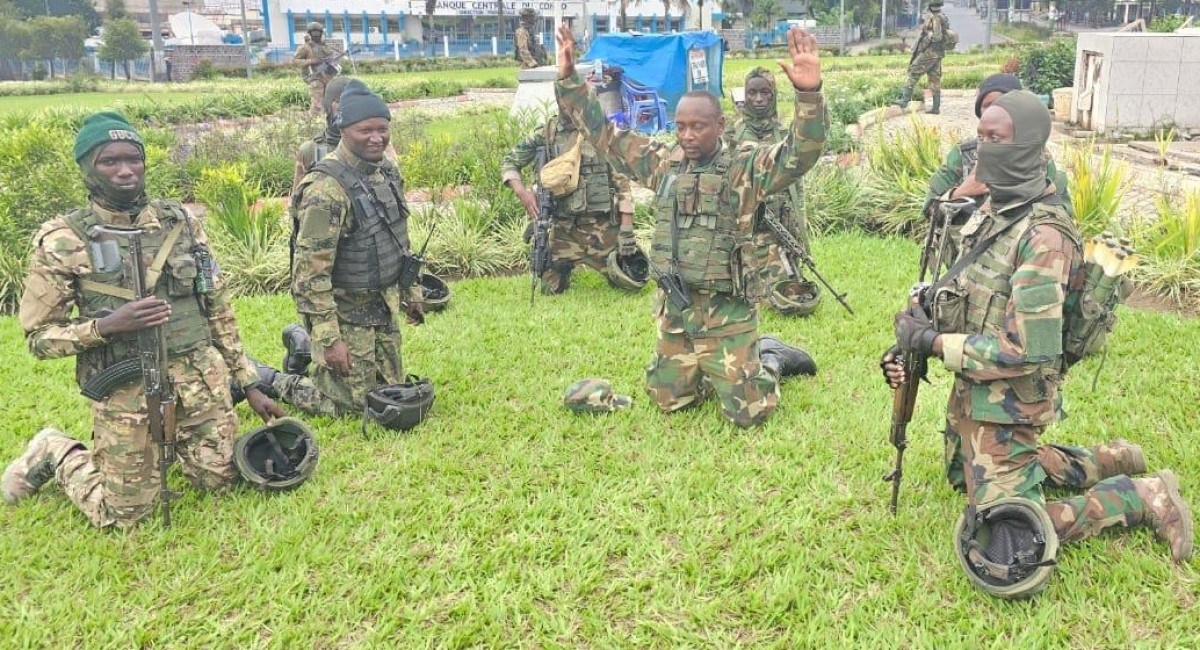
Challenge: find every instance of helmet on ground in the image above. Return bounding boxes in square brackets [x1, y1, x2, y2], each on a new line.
[418, 273, 451, 311]
[767, 279, 821, 317]
[605, 249, 649, 291]
[364, 375, 435, 432]
[306, 21, 325, 33]
[564, 378, 632, 413]
[234, 418, 319, 491]
[954, 497, 1059, 599]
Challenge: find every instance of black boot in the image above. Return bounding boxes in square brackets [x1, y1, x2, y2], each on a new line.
[930, 90, 942, 115]
[895, 85, 914, 108]
[281, 323, 312, 376]
[759, 336, 817, 378]
[231, 359, 281, 405]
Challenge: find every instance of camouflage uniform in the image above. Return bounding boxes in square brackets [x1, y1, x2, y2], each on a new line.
[17, 201, 260, 528]
[934, 199, 1150, 544]
[501, 119, 636, 293]
[726, 83, 815, 314]
[294, 39, 337, 114]
[899, 11, 950, 108]
[514, 22, 544, 69]
[280, 143, 415, 417]
[556, 72, 826, 427]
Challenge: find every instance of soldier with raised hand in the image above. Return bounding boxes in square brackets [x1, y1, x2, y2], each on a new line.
[501, 112, 644, 294]
[896, 1, 951, 114]
[293, 22, 338, 115]
[2, 112, 283, 529]
[514, 8, 547, 69]
[261, 81, 421, 417]
[726, 66, 821, 317]
[881, 92, 1191, 591]
[553, 23, 823, 428]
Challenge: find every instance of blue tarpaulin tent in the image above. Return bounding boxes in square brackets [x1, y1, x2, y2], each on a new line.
[581, 31, 724, 123]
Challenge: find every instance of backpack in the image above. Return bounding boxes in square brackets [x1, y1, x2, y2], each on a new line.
[944, 29, 959, 51]
[1061, 234, 1135, 372]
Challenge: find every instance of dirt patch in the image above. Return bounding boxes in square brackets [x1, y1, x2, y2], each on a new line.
[1125, 286, 1199, 319]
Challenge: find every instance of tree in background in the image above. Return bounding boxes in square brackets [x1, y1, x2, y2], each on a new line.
[26, 15, 86, 78]
[750, 0, 782, 29]
[106, 0, 126, 21]
[0, 17, 32, 79]
[11, 0, 99, 30]
[98, 17, 146, 80]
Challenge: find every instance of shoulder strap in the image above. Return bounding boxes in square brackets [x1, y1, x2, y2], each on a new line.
[924, 205, 1035, 308]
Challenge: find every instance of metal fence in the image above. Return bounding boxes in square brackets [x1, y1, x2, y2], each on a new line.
[257, 37, 518, 65]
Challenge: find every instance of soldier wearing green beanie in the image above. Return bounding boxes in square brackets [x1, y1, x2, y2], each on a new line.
[3, 111, 284, 529]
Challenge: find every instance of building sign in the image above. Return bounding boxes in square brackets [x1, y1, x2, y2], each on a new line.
[404, 0, 585, 16]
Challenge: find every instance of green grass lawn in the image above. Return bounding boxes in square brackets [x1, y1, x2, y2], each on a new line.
[0, 91, 210, 116]
[1, 232, 1197, 646]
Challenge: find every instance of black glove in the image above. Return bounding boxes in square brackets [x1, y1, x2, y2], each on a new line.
[879, 344, 902, 383]
[894, 306, 938, 356]
[618, 225, 638, 257]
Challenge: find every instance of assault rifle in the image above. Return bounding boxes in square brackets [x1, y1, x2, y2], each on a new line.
[882, 197, 968, 514]
[528, 146, 554, 306]
[306, 47, 359, 82]
[80, 226, 178, 527]
[757, 204, 853, 315]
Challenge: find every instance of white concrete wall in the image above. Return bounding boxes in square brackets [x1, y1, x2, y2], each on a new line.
[1075, 33, 1200, 134]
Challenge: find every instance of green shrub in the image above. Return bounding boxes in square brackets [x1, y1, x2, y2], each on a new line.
[862, 116, 950, 236]
[1132, 191, 1200, 307]
[1016, 37, 1076, 95]
[196, 163, 291, 296]
[1065, 143, 1127, 237]
[804, 165, 869, 236]
[189, 60, 219, 81]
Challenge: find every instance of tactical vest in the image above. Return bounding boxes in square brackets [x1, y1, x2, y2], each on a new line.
[543, 122, 614, 218]
[939, 201, 1081, 383]
[302, 42, 334, 78]
[311, 157, 410, 291]
[307, 138, 335, 172]
[63, 201, 212, 389]
[650, 147, 742, 294]
[729, 120, 803, 228]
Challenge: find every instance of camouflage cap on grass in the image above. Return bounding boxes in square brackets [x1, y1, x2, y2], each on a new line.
[563, 379, 632, 414]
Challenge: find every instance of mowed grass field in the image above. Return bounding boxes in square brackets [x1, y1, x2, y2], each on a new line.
[1, 233, 1198, 647]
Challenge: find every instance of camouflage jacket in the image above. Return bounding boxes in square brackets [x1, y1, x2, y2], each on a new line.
[555, 71, 826, 335]
[500, 119, 634, 218]
[937, 200, 1082, 425]
[724, 116, 805, 235]
[294, 41, 336, 79]
[917, 14, 950, 56]
[514, 26, 540, 69]
[927, 139, 1074, 218]
[292, 143, 416, 348]
[19, 200, 261, 391]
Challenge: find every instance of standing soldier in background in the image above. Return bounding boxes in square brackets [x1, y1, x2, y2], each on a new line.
[896, 1, 952, 114]
[2, 112, 283, 528]
[554, 24, 822, 428]
[514, 8, 548, 69]
[291, 75, 354, 195]
[262, 81, 422, 416]
[294, 22, 338, 115]
[726, 66, 821, 317]
[501, 113, 646, 294]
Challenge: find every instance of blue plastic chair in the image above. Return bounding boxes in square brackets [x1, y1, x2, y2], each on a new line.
[620, 78, 669, 134]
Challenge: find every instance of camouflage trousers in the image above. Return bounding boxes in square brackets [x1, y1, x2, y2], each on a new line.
[946, 378, 1145, 544]
[540, 214, 623, 294]
[645, 291, 779, 428]
[53, 346, 240, 529]
[307, 78, 328, 114]
[272, 319, 402, 417]
[904, 52, 944, 93]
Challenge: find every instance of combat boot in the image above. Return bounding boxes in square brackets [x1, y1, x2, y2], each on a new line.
[231, 360, 281, 405]
[2, 428, 81, 505]
[1133, 469, 1194, 564]
[1108, 438, 1147, 477]
[281, 323, 312, 376]
[759, 336, 817, 379]
[895, 85, 914, 109]
[930, 91, 942, 115]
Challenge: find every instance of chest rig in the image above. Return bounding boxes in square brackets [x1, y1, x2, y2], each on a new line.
[730, 120, 803, 230]
[64, 201, 212, 388]
[312, 158, 411, 292]
[650, 147, 744, 294]
[547, 122, 614, 218]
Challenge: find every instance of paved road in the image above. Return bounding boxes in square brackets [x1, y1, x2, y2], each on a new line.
[941, 1, 993, 51]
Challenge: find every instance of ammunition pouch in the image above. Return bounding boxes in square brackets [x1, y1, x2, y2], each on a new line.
[929, 284, 966, 334]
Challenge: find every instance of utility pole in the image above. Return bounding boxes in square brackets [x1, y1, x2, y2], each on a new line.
[881, 0, 887, 42]
[983, 0, 992, 52]
[839, 0, 845, 55]
[148, 0, 164, 79]
[239, 0, 252, 78]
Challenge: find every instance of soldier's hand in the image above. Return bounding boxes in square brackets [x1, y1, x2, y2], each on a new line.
[97, 296, 172, 336]
[894, 306, 938, 356]
[952, 172, 989, 199]
[245, 387, 285, 422]
[618, 225, 638, 257]
[556, 22, 575, 79]
[778, 27, 821, 91]
[880, 345, 906, 389]
[516, 187, 539, 218]
[323, 340, 353, 377]
[403, 300, 426, 326]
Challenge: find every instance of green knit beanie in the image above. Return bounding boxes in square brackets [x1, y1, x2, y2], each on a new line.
[73, 111, 144, 163]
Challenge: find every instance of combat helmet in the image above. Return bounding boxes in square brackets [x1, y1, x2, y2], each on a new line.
[306, 21, 325, 33]
[418, 273, 451, 312]
[233, 418, 319, 491]
[364, 376, 436, 432]
[519, 7, 538, 20]
[605, 249, 649, 291]
[954, 497, 1059, 599]
[767, 279, 822, 317]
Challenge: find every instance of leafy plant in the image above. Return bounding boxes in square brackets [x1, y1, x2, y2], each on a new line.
[1132, 191, 1200, 307]
[1065, 142, 1128, 237]
[1016, 37, 1077, 96]
[861, 115, 950, 236]
[195, 163, 291, 295]
[803, 165, 869, 236]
